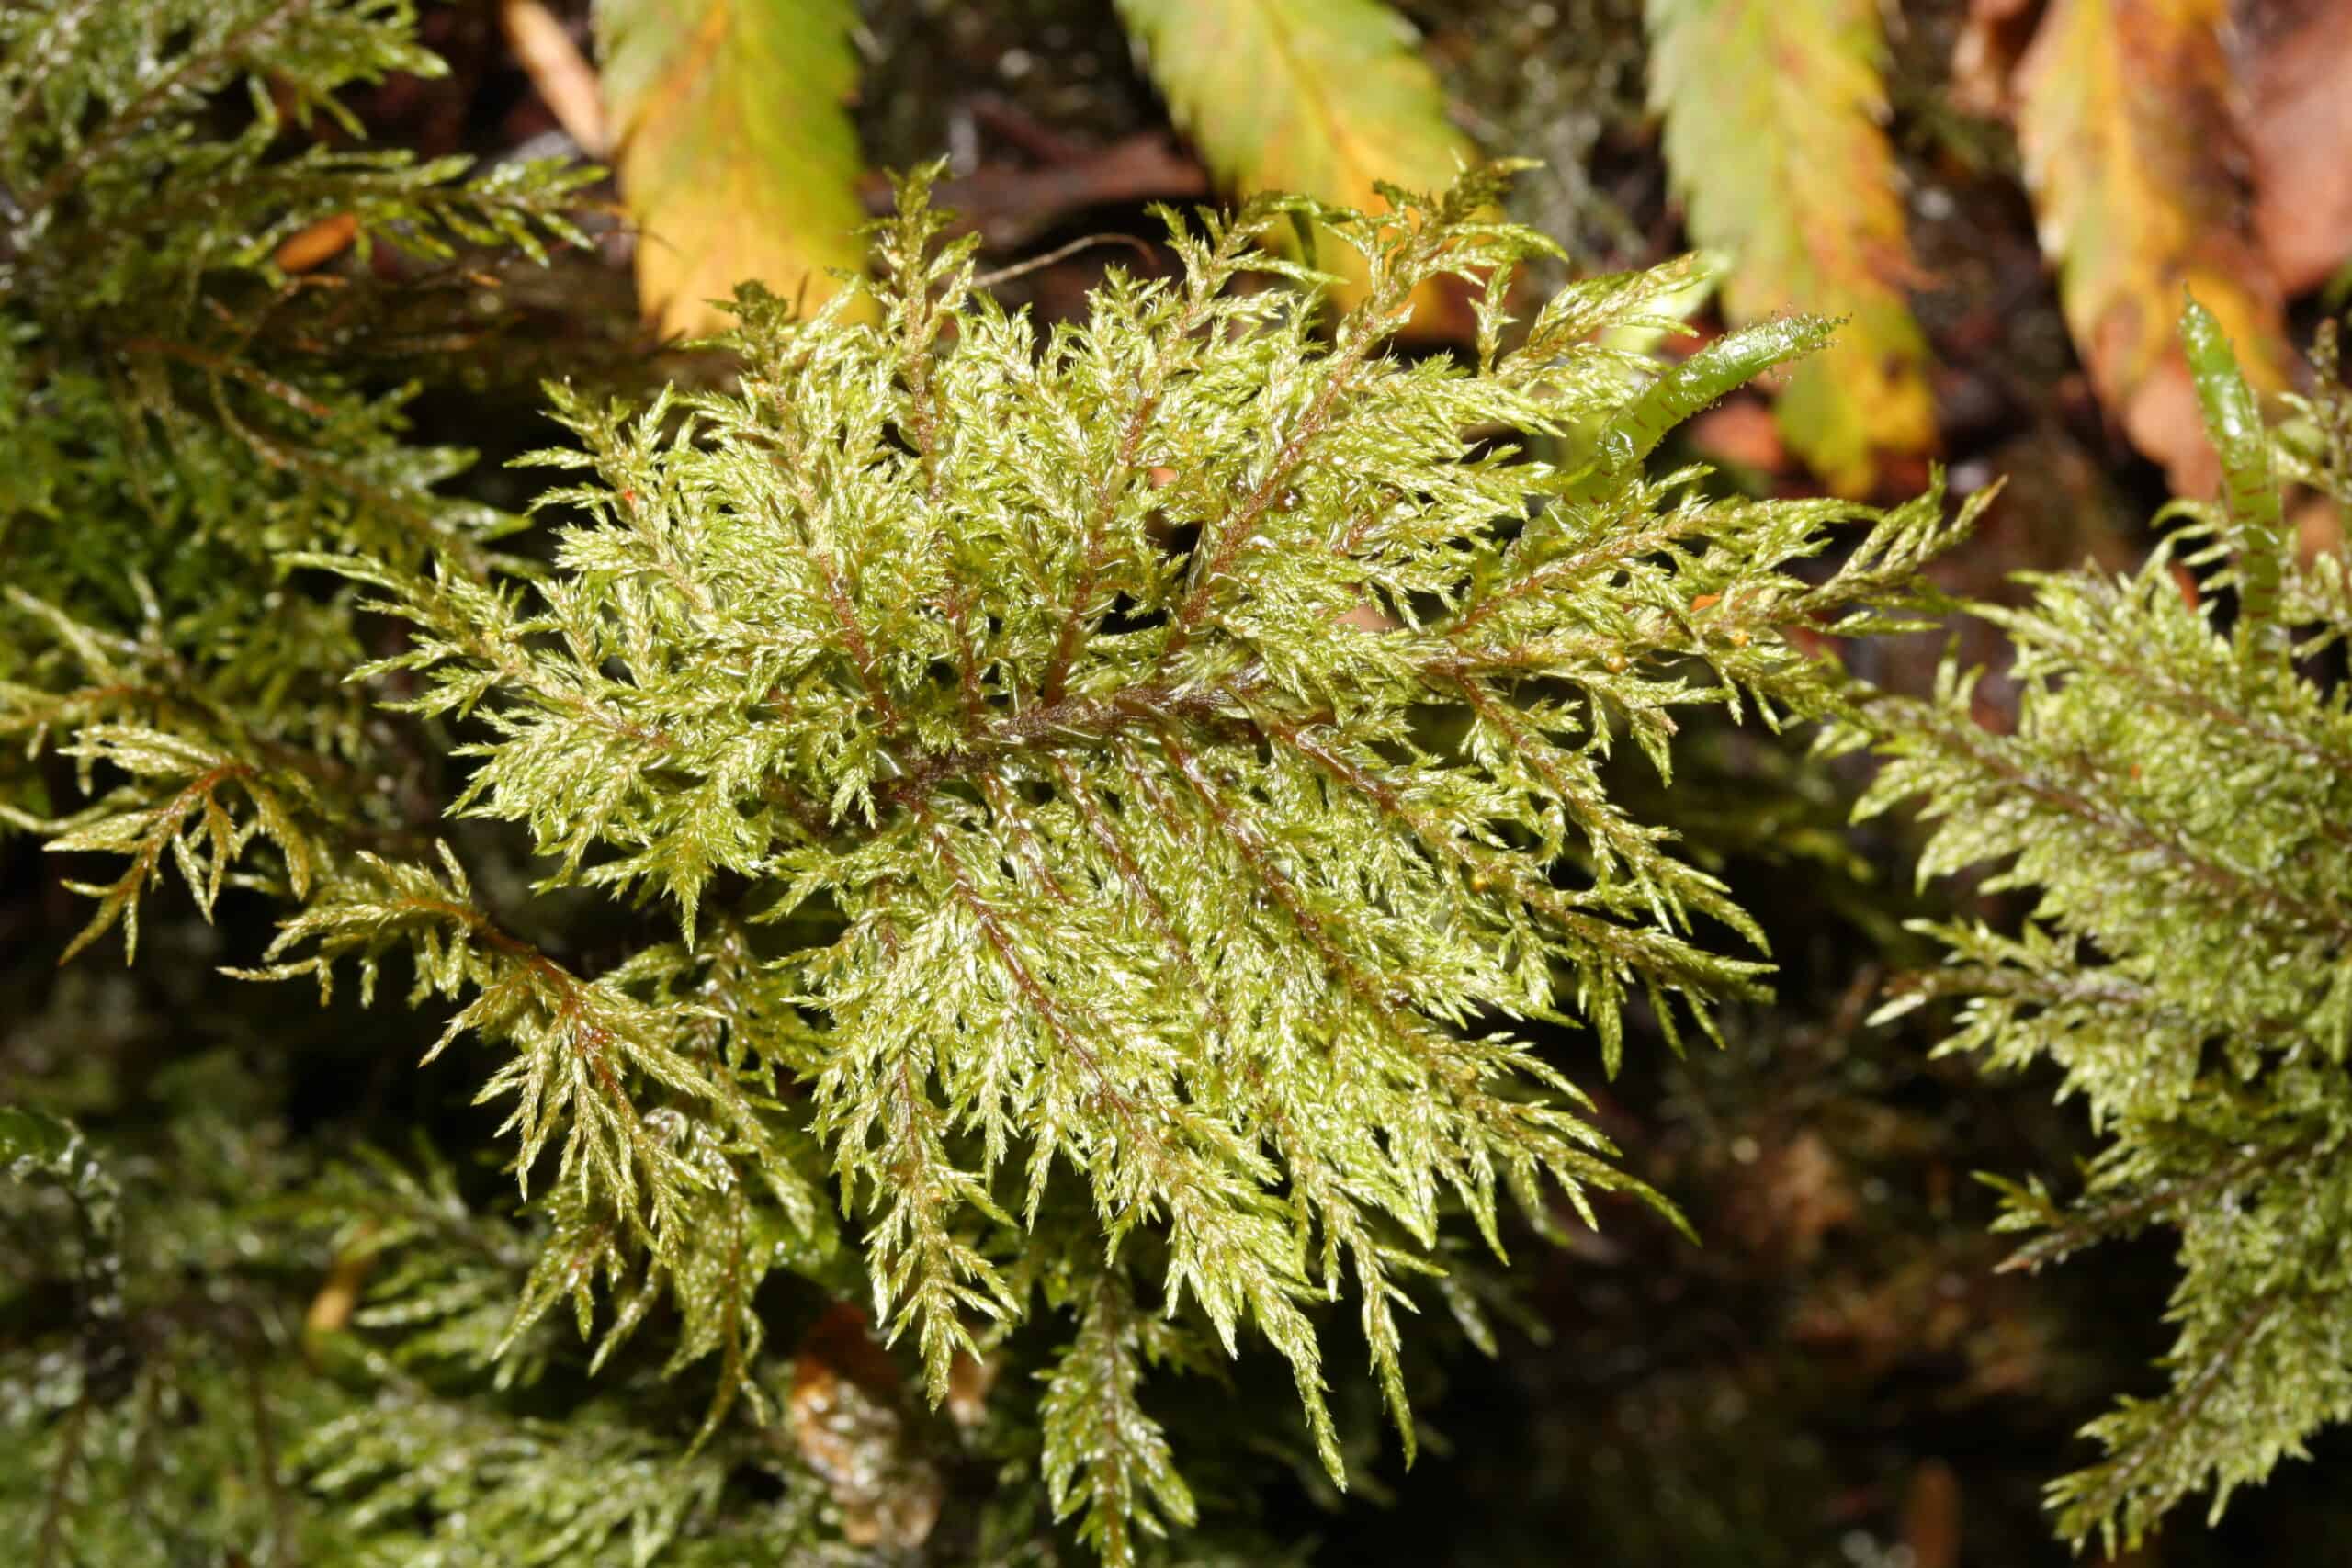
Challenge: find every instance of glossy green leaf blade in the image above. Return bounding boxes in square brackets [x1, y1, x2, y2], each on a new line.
[2178, 295, 2288, 673]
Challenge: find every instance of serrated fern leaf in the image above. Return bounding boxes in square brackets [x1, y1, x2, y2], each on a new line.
[2010, 0, 2292, 491]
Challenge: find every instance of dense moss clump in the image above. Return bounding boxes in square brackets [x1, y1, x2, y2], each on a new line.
[1840, 304, 2352, 1553]
[8, 2, 2352, 1562]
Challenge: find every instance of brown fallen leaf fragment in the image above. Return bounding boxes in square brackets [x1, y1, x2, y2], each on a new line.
[1724, 1128, 1859, 1265]
[503, 0, 608, 156]
[274, 212, 358, 274]
[786, 1304, 943, 1548]
[1684, 396, 1784, 472]
[2293, 491, 2341, 562]
[2245, 0, 2352, 296]
[1903, 1458, 1963, 1568]
[944, 1348, 998, 1427]
[2171, 559, 2202, 608]
[1948, 0, 2042, 118]
[789, 1359, 944, 1547]
[2013, 0, 2293, 494]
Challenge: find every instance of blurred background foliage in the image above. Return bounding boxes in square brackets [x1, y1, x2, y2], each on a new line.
[6, 0, 2352, 1562]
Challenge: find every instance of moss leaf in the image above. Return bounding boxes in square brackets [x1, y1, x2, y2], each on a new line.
[594, 0, 872, 337]
[1646, 0, 1936, 495]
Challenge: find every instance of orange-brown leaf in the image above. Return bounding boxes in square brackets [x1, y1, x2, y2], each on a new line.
[1646, 0, 1938, 496]
[2013, 0, 2293, 492]
[1114, 0, 1478, 337]
[273, 211, 358, 274]
[789, 1305, 942, 1548]
[1948, 0, 2041, 118]
[595, 0, 872, 338]
[2245, 0, 2352, 296]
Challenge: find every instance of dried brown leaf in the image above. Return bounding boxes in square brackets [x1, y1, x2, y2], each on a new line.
[787, 1305, 942, 1548]
[2014, 0, 2292, 491]
[1949, 0, 2042, 117]
[2245, 0, 2352, 295]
